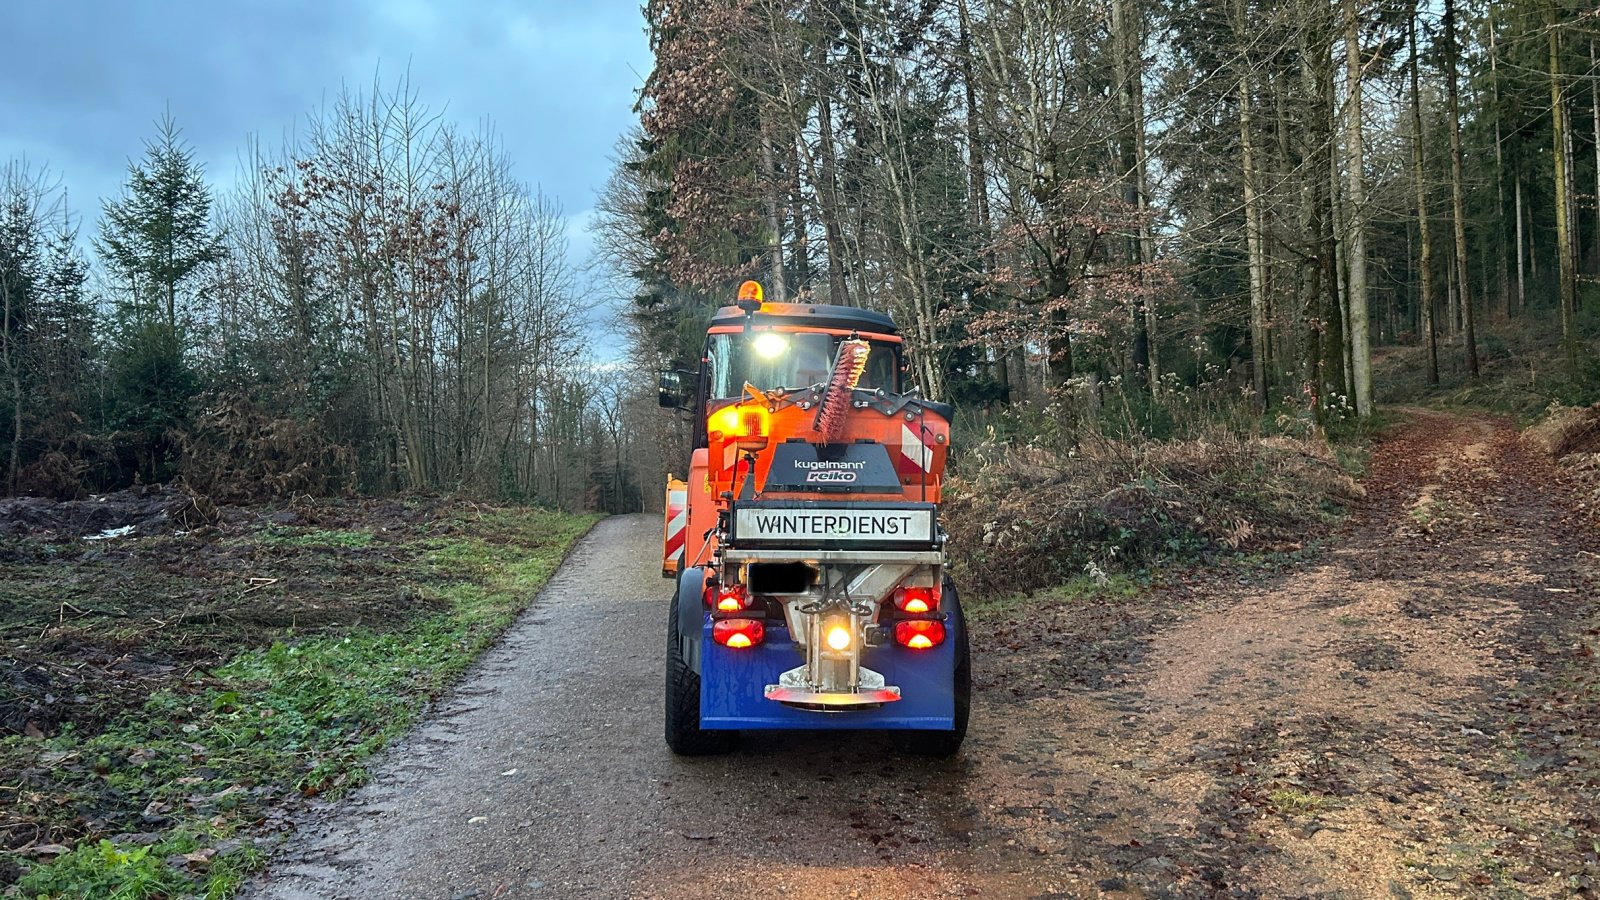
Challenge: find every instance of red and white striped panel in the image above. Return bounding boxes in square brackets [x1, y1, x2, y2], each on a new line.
[662, 484, 688, 570]
[899, 423, 932, 474]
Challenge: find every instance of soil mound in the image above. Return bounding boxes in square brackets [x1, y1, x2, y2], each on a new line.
[0, 484, 212, 540]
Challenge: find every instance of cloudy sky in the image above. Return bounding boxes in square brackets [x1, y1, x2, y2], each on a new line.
[0, 0, 650, 298]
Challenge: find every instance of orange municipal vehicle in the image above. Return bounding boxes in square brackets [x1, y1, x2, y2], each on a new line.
[658, 281, 968, 756]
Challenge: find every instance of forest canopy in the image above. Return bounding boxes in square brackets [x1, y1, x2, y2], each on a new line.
[598, 0, 1600, 430]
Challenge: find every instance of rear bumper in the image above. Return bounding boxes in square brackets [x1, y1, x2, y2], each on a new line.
[697, 619, 960, 731]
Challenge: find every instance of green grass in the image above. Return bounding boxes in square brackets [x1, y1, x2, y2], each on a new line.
[6, 505, 598, 899]
[256, 527, 375, 549]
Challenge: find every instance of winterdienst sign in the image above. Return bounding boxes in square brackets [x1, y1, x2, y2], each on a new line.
[731, 505, 935, 545]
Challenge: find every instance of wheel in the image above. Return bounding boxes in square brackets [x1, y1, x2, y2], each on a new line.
[665, 585, 736, 755]
[893, 581, 971, 757]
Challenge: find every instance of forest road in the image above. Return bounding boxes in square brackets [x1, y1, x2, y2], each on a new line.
[248, 409, 1599, 900]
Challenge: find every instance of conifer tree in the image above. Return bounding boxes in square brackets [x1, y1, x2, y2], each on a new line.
[97, 114, 221, 480]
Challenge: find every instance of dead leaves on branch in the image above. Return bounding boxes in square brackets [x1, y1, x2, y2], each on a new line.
[177, 392, 357, 504]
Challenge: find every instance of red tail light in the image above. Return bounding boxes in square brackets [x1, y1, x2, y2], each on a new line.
[713, 618, 765, 649]
[893, 585, 938, 615]
[706, 582, 752, 612]
[894, 619, 945, 650]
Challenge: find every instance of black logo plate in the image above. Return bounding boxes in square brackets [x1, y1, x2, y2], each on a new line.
[762, 442, 900, 494]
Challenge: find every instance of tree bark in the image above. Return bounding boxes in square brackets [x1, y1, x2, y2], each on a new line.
[1593, 38, 1600, 274]
[1408, 8, 1439, 384]
[814, 72, 851, 306]
[786, 137, 811, 293]
[1342, 0, 1371, 416]
[1132, 0, 1159, 393]
[1114, 0, 1156, 395]
[1443, 0, 1479, 377]
[1488, 11, 1508, 318]
[1515, 173, 1526, 315]
[1550, 14, 1577, 371]
[1330, 115, 1352, 399]
[1237, 0, 1269, 410]
[759, 110, 788, 303]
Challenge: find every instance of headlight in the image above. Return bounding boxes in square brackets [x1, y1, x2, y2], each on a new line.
[753, 332, 789, 358]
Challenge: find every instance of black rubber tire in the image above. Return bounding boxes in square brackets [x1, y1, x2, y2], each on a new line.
[892, 584, 971, 757]
[665, 587, 736, 755]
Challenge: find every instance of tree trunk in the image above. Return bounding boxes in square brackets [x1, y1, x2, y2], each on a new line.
[1408, 8, 1439, 384]
[1114, 0, 1155, 395]
[1342, 0, 1371, 416]
[1563, 67, 1582, 289]
[1322, 69, 1346, 413]
[957, 0, 1005, 396]
[786, 136, 811, 292]
[1489, 13, 1509, 318]
[1237, 4, 1269, 410]
[815, 84, 851, 306]
[957, 0, 989, 257]
[759, 111, 788, 303]
[1129, 0, 1158, 394]
[1550, 15, 1577, 371]
[1329, 100, 1353, 401]
[6, 372, 18, 495]
[1443, 0, 1479, 377]
[1515, 173, 1526, 315]
[1593, 38, 1600, 274]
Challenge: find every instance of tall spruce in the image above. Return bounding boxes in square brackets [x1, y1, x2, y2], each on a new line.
[98, 114, 222, 339]
[97, 114, 221, 481]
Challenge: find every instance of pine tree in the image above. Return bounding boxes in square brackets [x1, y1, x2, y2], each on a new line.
[97, 113, 221, 481]
[98, 113, 222, 338]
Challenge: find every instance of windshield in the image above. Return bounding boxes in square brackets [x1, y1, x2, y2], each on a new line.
[708, 332, 899, 399]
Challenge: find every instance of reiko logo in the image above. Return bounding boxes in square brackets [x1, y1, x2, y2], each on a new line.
[797, 459, 865, 484]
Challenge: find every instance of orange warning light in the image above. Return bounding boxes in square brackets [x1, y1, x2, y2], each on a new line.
[737, 280, 764, 305]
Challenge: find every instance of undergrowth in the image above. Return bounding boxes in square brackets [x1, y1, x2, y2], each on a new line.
[2, 505, 597, 899]
[946, 378, 1365, 598]
[1375, 291, 1600, 420]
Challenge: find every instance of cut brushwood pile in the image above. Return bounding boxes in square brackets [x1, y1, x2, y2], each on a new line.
[943, 428, 1364, 597]
[1526, 403, 1600, 518]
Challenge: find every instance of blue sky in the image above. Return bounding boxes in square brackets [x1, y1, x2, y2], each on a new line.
[0, 0, 650, 299]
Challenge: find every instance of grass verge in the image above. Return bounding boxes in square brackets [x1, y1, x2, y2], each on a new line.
[1, 502, 598, 898]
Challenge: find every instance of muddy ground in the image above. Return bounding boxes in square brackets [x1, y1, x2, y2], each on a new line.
[0, 491, 510, 871]
[244, 409, 1598, 899]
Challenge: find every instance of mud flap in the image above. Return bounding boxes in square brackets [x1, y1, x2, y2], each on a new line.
[675, 565, 707, 674]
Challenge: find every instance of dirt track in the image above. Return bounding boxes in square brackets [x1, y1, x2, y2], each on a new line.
[247, 410, 1599, 899]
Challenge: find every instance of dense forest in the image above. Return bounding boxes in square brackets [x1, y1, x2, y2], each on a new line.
[600, 0, 1600, 436]
[3, 0, 1599, 515]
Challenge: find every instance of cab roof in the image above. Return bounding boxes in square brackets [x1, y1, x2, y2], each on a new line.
[710, 302, 899, 336]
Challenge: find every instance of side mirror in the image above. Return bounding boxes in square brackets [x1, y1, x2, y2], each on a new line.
[658, 368, 695, 410]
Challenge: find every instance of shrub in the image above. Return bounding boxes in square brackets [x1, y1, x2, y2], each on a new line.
[944, 426, 1363, 597]
[177, 392, 357, 503]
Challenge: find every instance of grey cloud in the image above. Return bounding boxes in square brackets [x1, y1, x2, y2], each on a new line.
[0, 0, 648, 261]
